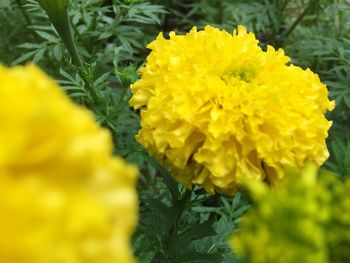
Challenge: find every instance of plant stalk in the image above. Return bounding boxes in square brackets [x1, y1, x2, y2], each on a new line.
[283, 0, 317, 40]
[47, 9, 82, 67]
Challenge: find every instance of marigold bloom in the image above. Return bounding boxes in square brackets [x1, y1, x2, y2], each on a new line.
[129, 25, 334, 194]
[0, 64, 137, 263]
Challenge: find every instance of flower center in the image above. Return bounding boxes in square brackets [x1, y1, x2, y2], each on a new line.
[230, 69, 254, 83]
[221, 68, 255, 85]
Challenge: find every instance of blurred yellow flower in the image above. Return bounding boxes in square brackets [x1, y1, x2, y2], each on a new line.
[129, 25, 334, 194]
[0, 64, 138, 263]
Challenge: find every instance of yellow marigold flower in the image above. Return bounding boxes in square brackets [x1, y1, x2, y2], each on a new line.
[129, 25, 334, 194]
[0, 64, 137, 263]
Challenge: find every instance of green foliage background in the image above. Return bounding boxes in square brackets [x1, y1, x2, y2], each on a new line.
[1, 0, 350, 262]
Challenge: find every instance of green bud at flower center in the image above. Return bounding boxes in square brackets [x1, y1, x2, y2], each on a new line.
[221, 68, 255, 85]
[230, 69, 255, 82]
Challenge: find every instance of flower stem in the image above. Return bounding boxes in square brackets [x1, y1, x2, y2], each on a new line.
[283, 0, 317, 40]
[47, 8, 82, 67]
[16, 0, 41, 42]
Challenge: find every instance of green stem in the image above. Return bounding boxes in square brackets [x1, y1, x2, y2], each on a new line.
[171, 189, 192, 236]
[47, 9, 83, 67]
[16, 0, 42, 42]
[163, 188, 192, 261]
[280, 0, 289, 15]
[283, 0, 316, 40]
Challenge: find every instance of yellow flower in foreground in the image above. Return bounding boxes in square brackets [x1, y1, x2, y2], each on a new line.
[129, 25, 334, 194]
[0, 64, 137, 263]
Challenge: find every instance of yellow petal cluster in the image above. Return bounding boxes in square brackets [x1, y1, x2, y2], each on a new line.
[130, 25, 334, 194]
[0, 64, 137, 263]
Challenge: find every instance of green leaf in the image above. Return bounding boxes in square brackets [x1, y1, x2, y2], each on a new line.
[11, 50, 37, 65]
[35, 30, 59, 43]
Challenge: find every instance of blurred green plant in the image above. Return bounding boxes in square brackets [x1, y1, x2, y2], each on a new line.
[132, 160, 251, 263]
[231, 165, 350, 263]
[1, 0, 350, 262]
